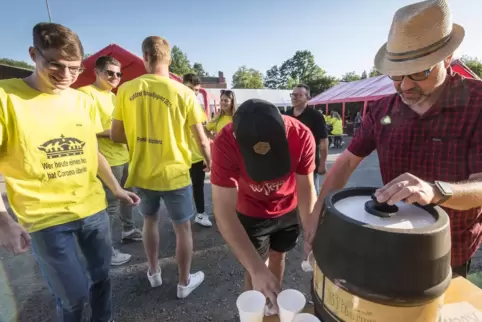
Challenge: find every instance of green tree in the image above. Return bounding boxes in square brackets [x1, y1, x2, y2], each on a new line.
[460, 55, 482, 78]
[0, 58, 34, 70]
[169, 46, 192, 76]
[341, 71, 361, 82]
[369, 67, 382, 77]
[192, 62, 208, 76]
[361, 71, 368, 79]
[305, 76, 339, 97]
[264, 65, 287, 89]
[232, 66, 264, 89]
[279, 50, 324, 85]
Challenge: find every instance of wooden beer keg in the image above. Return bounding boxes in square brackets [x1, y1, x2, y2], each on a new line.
[311, 187, 451, 322]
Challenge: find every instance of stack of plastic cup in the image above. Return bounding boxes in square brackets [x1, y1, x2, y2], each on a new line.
[292, 313, 321, 321]
[236, 290, 266, 322]
[277, 289, 307, 322]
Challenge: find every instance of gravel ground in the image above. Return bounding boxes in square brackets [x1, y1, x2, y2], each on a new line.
[0, 140, 480, 321]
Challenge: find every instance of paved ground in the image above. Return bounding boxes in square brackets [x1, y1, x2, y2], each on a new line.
[0, 140, 480, 321]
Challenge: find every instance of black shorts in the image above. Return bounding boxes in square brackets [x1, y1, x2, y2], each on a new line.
[237, 208, 300, 260]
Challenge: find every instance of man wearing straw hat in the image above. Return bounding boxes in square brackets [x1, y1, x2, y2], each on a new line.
[307, 0, 482, 278]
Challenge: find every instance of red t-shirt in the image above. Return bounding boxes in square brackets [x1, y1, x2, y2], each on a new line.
[211, 115, 316, 218]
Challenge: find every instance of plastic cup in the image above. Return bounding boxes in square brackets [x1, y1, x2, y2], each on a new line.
[292, 313, 321, 322]
[236, 290, 266, 322]
[277, 289, 307, 322]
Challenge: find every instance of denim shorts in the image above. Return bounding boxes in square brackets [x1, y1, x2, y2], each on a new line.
[134, 185, 194, 224]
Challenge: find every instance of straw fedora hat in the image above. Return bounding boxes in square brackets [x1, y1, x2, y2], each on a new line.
[374, 0, 465, 76]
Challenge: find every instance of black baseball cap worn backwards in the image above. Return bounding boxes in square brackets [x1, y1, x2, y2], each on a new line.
[233, 99, 291, 182]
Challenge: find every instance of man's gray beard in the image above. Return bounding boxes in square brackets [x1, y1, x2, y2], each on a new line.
[398, 90, 431, 106]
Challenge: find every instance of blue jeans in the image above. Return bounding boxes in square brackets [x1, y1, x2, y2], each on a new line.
[30, 211, 112, 322]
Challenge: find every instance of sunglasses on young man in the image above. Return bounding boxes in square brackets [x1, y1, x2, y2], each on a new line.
[104, 70, 123, 78]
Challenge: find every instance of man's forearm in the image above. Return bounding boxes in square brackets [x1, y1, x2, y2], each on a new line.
[97, 152, 122, 193]
[313, 151, 360, 221]
[438, 180, 482, 211]
[298, 184, 317, 231]
[319, 139, 328, 167]
[96, 129, 110, 138]
[198, 140, 212, 165]
[216, 212, 266, 275]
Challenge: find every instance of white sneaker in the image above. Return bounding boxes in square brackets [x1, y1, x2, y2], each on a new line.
[177, 271, 205, 299]
[194, 213, 212, 227]
[111, 248, 131, 266]
[147, 266, 162, 288]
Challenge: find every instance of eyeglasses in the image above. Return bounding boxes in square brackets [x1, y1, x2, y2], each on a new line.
[35, 47, 85, 74]
[388, 68, 432, 82]
[104, 70, 123, 78]
[290, 93, 305, 98]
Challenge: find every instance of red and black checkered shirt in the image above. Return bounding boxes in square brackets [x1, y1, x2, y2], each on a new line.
[348, 68, 482, 267]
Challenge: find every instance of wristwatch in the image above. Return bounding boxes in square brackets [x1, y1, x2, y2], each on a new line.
[434, 181, 453, 205]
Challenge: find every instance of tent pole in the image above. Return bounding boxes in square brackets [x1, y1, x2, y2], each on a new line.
[362, 100, 368, 118]
[325, 104, 328, 115]
[342, 102, 346, 129]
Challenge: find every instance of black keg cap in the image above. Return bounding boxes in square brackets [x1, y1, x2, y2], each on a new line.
[364, 194, 399, 218]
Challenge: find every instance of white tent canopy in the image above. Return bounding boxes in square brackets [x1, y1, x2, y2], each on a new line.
[204, 89, 292, 113]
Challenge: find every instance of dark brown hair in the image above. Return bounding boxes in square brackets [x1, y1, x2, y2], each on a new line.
[33, 22, 84, 60]
[183, 73, 201, 86]
[142, 36, 171, 63]
[95, 56, 121, 70]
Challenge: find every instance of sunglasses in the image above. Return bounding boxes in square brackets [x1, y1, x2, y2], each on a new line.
[35, 47, 85, 74]
[388, 68, 432, 82]
[105, 70, 123, 78]
[221, 89, 233, 95]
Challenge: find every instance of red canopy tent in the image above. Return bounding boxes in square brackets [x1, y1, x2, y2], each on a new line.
[308, 59, 480, 122]
[72, 44, 215, 118]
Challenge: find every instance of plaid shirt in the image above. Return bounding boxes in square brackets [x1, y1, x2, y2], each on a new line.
[348, 68, 482, 267]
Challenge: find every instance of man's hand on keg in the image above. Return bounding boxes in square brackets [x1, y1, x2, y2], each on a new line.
[0, 212, 31, 254]
[251, 266, 281, 313]
[375, 172, 441, 206]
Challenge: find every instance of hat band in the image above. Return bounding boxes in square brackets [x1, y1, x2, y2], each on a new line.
[386, 34, 452, 63]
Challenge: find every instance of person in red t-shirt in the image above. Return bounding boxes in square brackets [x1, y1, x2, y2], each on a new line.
[211, 99, 317, 312]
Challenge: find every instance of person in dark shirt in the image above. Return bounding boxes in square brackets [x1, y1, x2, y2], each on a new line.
[286, 84, 328, 193]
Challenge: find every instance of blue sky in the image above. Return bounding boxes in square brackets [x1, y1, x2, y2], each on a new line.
[1, 0, 480, 85]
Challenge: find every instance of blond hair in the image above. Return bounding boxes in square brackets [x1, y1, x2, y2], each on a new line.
[141, 36, 171, 63]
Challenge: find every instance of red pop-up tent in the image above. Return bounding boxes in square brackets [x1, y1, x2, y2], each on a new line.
[308, 59, 480, 122]
[72, 44, 215, 118]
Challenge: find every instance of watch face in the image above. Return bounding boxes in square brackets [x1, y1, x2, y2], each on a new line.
[437, 181, 453, 196]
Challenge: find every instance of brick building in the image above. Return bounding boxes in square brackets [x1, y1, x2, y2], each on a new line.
[200, 71, 227, 89]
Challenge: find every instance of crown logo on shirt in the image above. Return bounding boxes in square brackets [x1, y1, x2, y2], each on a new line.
[38, 135, 86, 159]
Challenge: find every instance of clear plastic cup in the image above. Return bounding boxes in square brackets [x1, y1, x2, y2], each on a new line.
[292, 313, 321, 321]
[236, 290, 266, 322]
[277, 289, 306, 322]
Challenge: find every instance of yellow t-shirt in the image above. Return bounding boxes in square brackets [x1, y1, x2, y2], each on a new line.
[113, 74, 206, 191]
[205, 114, 232, 134]
[78, 85, 129, 167]
[189, 103, 206, 165]
[0, 79, 107, 232]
